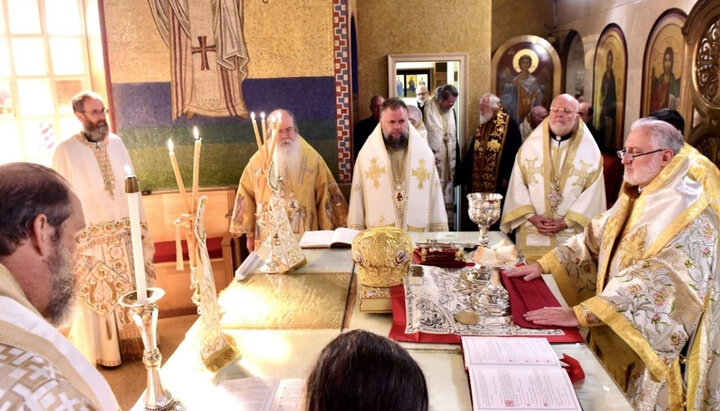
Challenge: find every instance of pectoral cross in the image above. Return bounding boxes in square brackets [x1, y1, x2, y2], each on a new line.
[365, 158, 386, 188]
[411, 159, 431, 189]
[191, 36, 216, 71]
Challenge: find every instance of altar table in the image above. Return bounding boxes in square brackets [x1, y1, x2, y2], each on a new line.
[134, 232, 632, 410]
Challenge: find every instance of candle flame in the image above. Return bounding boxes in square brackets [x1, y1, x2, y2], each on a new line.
[260, 112, 265, 119]
[124, 164, 132, 176]
[193, 126, 199, 141]
[167, 138, 174, 153]
[250, 112, 256, 120]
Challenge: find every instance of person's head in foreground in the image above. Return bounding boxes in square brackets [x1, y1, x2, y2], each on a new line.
[0, 162, 85, 326]
[304, 329, 429, 411]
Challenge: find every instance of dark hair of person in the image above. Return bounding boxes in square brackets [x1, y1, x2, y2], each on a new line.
[648, 108, 685, 132]
[0, 163, 73, 256]
[304, 330, 429, 411]
[437, 84, 459, 102]
[381, 97, 408, 113]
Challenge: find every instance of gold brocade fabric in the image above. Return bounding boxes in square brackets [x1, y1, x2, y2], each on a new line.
[471, 109, 509, 193]
[218, 272, 353, 329]
[74, 134, 115, 199]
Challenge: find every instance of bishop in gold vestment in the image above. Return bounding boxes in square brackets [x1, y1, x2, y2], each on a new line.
[507, 119, 720, 409]
[230, 109, 347, 251]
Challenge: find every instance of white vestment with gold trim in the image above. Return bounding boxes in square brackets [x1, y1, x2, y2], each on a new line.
[500, 120, 605, 261]
[53, 133, 155, 367]
[348, 125, 448, 232]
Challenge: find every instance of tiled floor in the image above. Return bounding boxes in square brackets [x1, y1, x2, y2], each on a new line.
[98, 314, 198, 410]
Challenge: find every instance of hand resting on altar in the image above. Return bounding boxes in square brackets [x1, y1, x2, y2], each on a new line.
[524, 307, 579, 327]
[503, 262, 543, 281]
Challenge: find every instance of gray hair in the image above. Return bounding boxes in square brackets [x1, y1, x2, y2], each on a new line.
[266, 109, 297, 138]
[481, 93, 500, 109]
[630, 118, 684, 155]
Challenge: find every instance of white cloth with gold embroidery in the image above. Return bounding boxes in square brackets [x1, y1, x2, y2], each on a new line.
[424, 98, 457, 223]
[52, 133, 155, 367]
[536, 149, 720, 410]
[500, 120, 605, 261]
[0, 264, 119, 410]
[348, 124, 448, 232]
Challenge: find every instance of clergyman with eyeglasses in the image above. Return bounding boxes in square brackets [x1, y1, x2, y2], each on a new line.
[51, 90, 154, 368]
[503, 118, 720, 409]
[500, 93, 606, 262]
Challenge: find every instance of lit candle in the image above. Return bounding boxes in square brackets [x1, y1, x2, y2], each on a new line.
[124, 169, 147, 304]
[167, 139, 192, 213]
[192, 127, 201, 213]
[250, 112, 265, 165]
[260, 112, 267, 145]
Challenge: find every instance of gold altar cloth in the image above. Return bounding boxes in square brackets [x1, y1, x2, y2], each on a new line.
[218, 272, 353, 329]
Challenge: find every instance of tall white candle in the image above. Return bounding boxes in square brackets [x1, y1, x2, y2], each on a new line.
[192, 127, 201, 213]
[125, 170, 147, 304]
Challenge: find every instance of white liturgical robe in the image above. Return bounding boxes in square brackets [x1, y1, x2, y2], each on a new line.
[348, 125, 448, 232]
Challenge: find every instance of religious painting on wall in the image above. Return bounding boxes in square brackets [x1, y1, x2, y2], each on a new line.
[396, 75, 405, 97]
[492, 35, 561, 126]
[148, 0, 249, 119]
[641, 10, 687, 117]
[593, 25, 627, 152]
[405, 74, 418, 97]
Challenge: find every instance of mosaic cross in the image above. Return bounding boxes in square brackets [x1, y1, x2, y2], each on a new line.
[191, 36, 217, 71]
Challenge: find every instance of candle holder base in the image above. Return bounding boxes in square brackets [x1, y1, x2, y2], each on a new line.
[119, 288, 185, 411]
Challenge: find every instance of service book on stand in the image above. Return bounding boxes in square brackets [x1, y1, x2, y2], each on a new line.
[461, 336, 581, 411]
[298, 227, 359, 248]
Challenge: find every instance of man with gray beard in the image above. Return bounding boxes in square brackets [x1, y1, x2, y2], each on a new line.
[52, 91, 154, 367]
[348, 98, 447, 231]
[0, 163, 119, 410]
[458, 93, 522, 230]
[230, 109, 348, 251]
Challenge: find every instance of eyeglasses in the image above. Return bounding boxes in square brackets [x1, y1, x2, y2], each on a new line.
[80, 108, 108, 116]
[616, 148, 665, 160]
[549, 107, 575, 114]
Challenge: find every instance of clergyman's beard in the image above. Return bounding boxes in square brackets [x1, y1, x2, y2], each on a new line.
[45, 242, 75, 326]
[83, 120, 109, 142]
[273, 138, 302, 180]
[478, 112, 492, 125]
[383, 130, 409, 150]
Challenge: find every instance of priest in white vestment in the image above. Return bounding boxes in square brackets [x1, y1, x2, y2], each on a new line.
[424, 85, 459, 227]
[500, 94, 606, 261]
[0, 163, 118, 410]
[52, 91, 154, 367]
[505, 119, 720, 409]
[348, 98, 448, 232]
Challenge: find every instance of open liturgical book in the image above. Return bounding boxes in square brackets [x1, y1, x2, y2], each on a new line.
[218, 377, 304, 410]
[298, 227, 359, 248]
[462, 337, 581, 411]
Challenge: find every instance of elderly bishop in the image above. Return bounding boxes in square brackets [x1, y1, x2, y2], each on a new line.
[348, 98, 448, 232]
[230, 109, 348, 251]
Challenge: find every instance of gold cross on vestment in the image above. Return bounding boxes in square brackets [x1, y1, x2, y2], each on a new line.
[412, 159, 431, 190]
[366, 158, 386, 188]
[521, 158, 540, 185]
[569, 160, 594, 188]
[486, 139, 501, 152]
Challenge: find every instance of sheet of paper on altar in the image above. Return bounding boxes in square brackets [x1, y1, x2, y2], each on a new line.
[462, 337, 580, 411]
[218, 377, 305, 410]
[298, 228, 359, 248]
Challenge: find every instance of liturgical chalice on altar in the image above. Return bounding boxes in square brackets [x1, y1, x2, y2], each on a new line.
[463, 193, 503, 285]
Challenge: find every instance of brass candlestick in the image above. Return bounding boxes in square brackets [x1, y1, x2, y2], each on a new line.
[118, 288, 185, 411]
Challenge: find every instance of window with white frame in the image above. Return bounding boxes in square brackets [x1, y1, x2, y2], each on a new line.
[0, 0, 101, 166]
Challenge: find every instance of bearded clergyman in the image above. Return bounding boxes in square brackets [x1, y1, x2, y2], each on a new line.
[458, 93, 522, 230]
[505, 119, 720, 409]
[230, 109, 348, 251]
[348, 98, 447, 232]
[500, 93, 606, 262]
[52, 90, 154, 367]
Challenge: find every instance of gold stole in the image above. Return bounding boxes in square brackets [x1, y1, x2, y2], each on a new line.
[471, 109, 509, 192]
